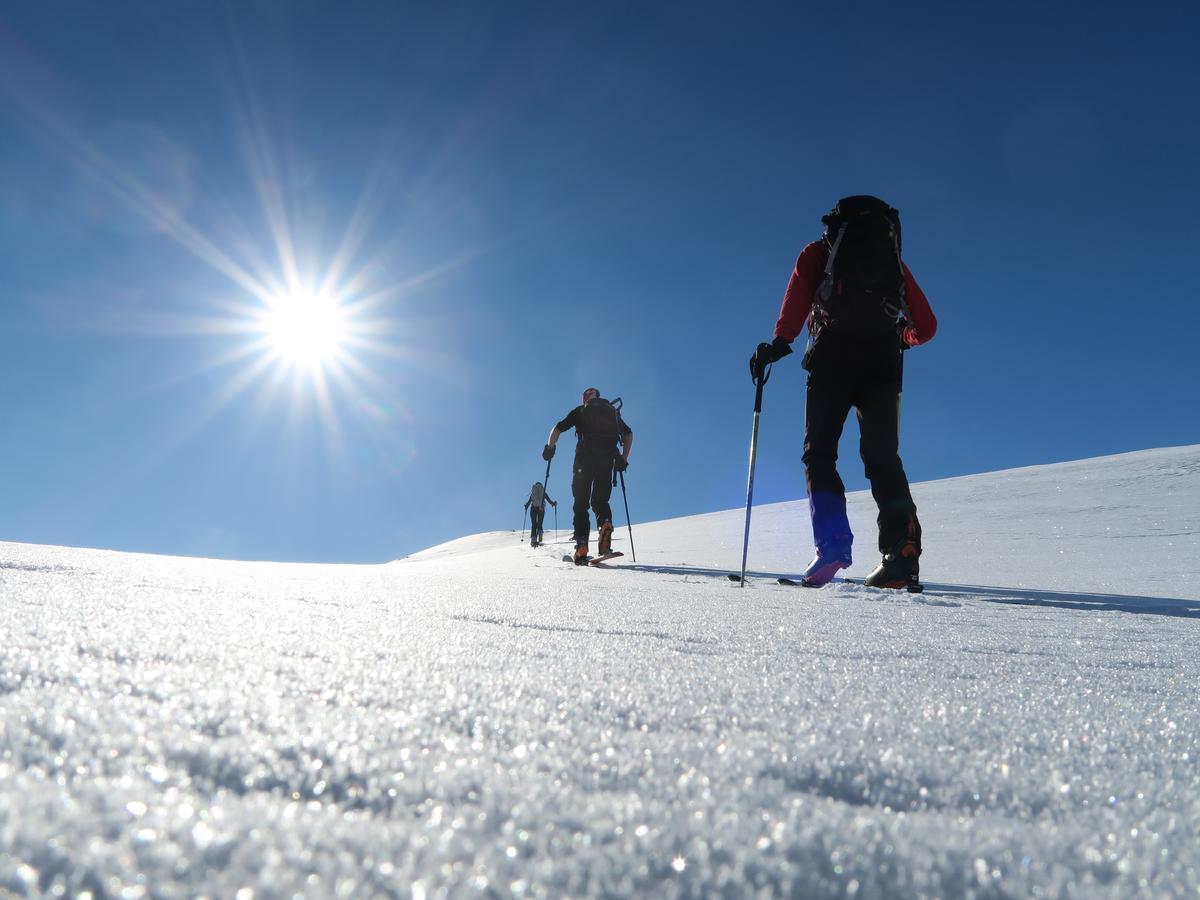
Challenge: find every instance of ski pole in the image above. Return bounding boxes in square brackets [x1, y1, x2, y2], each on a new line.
[738, 363, 772, 586]
[554, 504, 558, 543]
[521, 506, 527, 541]
[618, 469, 636, 563]
[542, 456, 554, 543]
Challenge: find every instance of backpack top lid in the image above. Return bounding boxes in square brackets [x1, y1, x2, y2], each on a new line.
[822, 195, 901, 251]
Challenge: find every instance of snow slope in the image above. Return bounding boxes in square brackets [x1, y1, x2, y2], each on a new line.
[2, 447, 1198, 897]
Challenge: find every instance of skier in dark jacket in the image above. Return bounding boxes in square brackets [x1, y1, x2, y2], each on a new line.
[749, 195, 937, 590]
[523, 481, 557, 547]
[542, 388, 633, 564]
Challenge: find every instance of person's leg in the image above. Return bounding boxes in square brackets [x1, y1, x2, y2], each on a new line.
[531, 506, 544, 544]
[856, 380, 920, 557]
[590, 459, 615, 555]
[571, 458, 592, 549]
[802, 370, 856, 559]
[590, 456, 614, 534]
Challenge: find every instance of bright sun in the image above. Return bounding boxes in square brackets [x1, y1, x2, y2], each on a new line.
[263, 290, 348, 368]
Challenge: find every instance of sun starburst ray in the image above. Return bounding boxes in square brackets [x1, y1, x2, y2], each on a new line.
[5, 29, 435, 474]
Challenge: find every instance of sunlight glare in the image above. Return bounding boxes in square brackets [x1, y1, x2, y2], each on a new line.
[264, 290, 348, 368]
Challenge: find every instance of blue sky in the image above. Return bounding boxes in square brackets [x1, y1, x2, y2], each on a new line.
[1, 1, 1197, 563]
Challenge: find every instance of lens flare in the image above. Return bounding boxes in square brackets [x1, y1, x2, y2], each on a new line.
[261, 290, 348, 368]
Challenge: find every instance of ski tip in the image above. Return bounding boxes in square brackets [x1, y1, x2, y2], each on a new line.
[588, 551, 624, 566]
[727, 573, 744, 582]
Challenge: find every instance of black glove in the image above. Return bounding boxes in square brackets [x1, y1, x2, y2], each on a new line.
[613, 458, 628, 473]
[749, 337, 793, 382]
[542, 444, 555, 461]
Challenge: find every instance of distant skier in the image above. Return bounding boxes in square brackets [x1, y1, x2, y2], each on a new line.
[523, 481, 557, 547]
[542, 388, 633, 564]
[749, 195, 937, 590]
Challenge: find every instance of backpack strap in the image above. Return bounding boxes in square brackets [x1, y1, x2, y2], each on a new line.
[818, 223, 847, 294]
[811, 222, 847, 340]
[887, 228, 913, 328]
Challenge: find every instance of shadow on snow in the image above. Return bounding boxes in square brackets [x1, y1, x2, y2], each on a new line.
[922, 581, 1200, 619]
[606, 563, 1200, 619]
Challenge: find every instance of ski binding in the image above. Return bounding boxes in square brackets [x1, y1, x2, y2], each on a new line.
[777, 577, 823, 588]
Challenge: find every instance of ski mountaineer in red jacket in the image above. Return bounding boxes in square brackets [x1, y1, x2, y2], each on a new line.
[749, 195, 937, 591]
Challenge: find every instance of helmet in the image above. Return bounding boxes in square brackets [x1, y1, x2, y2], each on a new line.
[582, 387, 600, 404]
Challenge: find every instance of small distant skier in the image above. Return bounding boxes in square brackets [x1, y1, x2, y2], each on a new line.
[542, 388, 633, 564]
[749, 195, 937, 590]
[523, 481, 557, 547]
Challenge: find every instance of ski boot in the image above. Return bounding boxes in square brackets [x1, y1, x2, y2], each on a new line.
[799, 547, 852, 587]
[597, 521, 614, 557]
[573, 543, 590, 566]
[864, 542, 923, 593]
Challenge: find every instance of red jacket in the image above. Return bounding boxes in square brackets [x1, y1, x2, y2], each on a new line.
[774, 241, 938, 347]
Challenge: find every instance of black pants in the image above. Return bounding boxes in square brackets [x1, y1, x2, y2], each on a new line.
[571, 450, 614, 546]
[530, 505, 545, 542]
[802, 333, 921, 557]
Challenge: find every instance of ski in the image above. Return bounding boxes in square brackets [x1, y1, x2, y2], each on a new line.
[777, 575, 925, 594]
[556, 554, 624, 566]
[845, 576, 924, 594]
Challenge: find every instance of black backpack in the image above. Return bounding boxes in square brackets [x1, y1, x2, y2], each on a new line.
[577, 396, 623, 454]
[812, 195, 908, 340]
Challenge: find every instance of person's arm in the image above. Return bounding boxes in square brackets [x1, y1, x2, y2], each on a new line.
[613, 423, 633, 471]
[751, 242, 824, 380]
[773, 241, 826, 342]
[900, 263, 938, 347]
[544, 409, 578, 456]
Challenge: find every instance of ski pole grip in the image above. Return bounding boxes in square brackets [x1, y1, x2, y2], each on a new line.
[753, 364, 769, 413]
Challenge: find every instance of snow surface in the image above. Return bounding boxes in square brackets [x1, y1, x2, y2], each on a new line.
[2, 446, 1198, 898]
